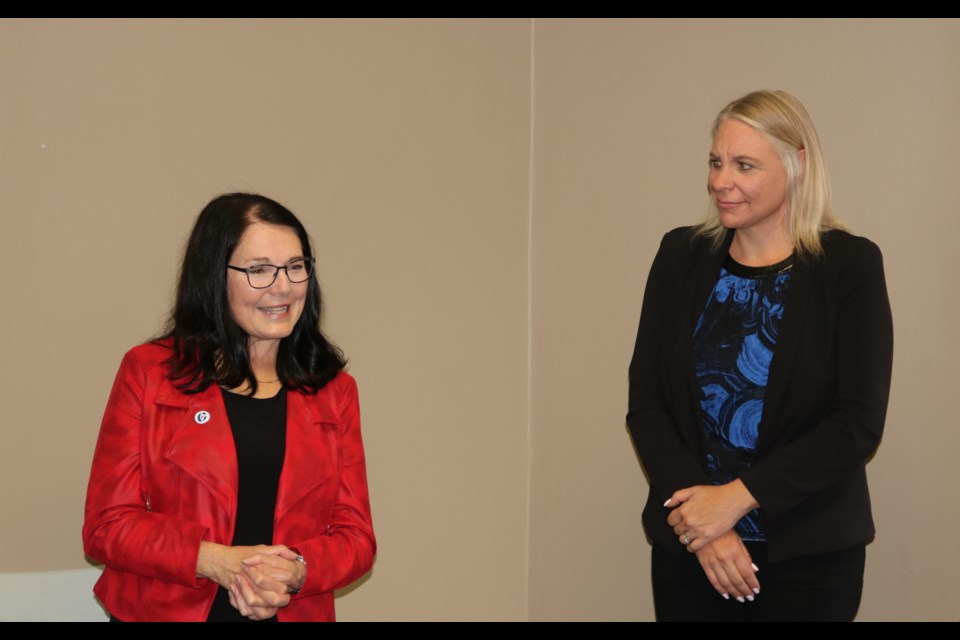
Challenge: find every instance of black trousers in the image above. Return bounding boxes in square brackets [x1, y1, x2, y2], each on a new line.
[651, 541, 865, 622]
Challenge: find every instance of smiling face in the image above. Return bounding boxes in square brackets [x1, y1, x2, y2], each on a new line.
[226, 222, 309, 358]
[709, 118, 792, 240]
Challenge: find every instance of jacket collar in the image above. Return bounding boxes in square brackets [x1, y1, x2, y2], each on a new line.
[155, 381, 342, 525]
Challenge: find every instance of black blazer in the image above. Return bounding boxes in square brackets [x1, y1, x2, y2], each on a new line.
[627, 227, 893, 563]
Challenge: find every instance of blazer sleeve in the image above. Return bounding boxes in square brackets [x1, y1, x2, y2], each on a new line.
[290, 375, 376, 598]
[627, 230, 713, 498]
[740, 239, 894, 518]
[82, 348, 208, 588]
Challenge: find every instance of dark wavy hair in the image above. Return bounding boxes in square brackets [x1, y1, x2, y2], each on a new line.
[162, 193, 346, 395]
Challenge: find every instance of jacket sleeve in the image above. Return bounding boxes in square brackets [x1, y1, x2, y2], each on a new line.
[82, 348, 208, 588]
[740, 239, 894, 518]
[291, 375, 376, 598]
[627, 230, 712, 499]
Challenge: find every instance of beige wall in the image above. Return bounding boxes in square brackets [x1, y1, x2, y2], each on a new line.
[528, 18, 960, 622]
[1, 19, 957, 621]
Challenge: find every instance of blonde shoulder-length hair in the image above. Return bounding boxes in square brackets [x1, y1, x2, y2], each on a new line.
[695, 90, 845, 256]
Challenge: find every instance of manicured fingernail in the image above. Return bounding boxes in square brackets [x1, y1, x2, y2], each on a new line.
[751, 563, 759, 572]
[721, 593, 730, 600]
[753, 587, 760, 595]
[663, 499, 672, 507]
[746, 595, 754, 602]
[736, 596, 745, 603]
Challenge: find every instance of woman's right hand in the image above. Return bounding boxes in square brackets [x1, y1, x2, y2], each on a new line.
[228, 575, 280, 621]
[694, 530, 761, 602]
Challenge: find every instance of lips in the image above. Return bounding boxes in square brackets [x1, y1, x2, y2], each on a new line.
[716, 200, 745, 209]
[259, 305, 290, 315]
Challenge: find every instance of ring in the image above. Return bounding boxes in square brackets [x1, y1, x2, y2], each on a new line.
[681, 532, 691, 545]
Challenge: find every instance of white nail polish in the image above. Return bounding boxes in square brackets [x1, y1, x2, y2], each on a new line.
[722, 593, 730, 600]
[753, 587, 760, 595]
[736, 596, 745, 603]
[746, 595, 754, 602]
[663, 499, 672, 507]
[751, 563, 760, 572]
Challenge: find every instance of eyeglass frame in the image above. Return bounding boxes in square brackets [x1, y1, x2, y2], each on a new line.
[226, 257, 316, 289]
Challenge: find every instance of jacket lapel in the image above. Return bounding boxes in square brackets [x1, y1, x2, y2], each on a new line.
[756, 252, 816, 453]
[676, 232, 733, 450]
[159, 386, 238, 517]
[275, 388, 342, 524]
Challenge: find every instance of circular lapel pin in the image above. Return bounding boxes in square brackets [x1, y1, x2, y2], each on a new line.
[194, 410, 211, 425]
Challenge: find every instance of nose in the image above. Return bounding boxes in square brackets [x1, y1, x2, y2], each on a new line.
[710, 164, 733, 193]
[270, 267, 293, 293]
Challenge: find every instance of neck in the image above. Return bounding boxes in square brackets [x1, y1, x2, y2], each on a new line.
[729, 228, 794, 266]
[248, 338, 279, 373]
[228, 377, 282, 399]
[247, 339, 281, 397]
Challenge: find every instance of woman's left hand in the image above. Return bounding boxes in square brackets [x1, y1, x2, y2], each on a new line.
[226, 547, 305, 620]
[241, 548, 304, 595]
[665, 480, 759, 552]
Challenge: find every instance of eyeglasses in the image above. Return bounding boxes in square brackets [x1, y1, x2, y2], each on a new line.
[227, 258, 315, 289]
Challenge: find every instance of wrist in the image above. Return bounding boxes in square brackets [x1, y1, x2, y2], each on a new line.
[289, 547, 307, 595]
[196, 541, 221, 580]
[730, 479, 760, 514]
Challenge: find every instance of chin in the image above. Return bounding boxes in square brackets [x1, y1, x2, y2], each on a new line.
[718, 216, 740, 230]
[253, 328, 296, 342]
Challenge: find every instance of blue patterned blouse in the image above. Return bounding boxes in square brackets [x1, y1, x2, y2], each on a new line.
[693, 253, 793, 541]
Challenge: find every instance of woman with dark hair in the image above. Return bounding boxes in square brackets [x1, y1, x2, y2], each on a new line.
[84, 193, 375, 621]
[627, 91, 892, 621]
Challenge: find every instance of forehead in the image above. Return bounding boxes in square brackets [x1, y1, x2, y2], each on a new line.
[231, 223, 303, 259]
[711, 118, 777, 156]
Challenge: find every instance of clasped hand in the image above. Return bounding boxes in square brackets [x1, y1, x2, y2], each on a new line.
[197, 542, 304, 620]
[664, 480, 757, 552]
[664, 480, 761, 601]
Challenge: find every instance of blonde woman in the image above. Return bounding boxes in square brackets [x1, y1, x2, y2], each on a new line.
[627, 91, 892, 621]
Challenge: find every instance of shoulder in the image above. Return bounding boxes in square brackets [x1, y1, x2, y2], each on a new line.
[660, 225, 698, 249]
[820, 229, 883, 262]
[297, 369, 359, 419]
[649, 226, 722, 275]
[109, 340, 191, 403]
[660, 226, 720, 255]
[119, 338, 175, 376]
[811, 231, 889, 308]
[325, 369, 358, 396]
[817, 230, 886, 281]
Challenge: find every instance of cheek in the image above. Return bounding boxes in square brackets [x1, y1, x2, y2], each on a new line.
[226, 280, 258, 321]
[293, 289, 308, 316]
[226, 283, 242, 311]
[762, 180, 788, 206]
[745, 178, 772, 202]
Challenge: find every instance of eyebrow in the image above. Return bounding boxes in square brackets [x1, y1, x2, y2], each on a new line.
[709, 153, 763, 164]
[242, 256, 307, 264]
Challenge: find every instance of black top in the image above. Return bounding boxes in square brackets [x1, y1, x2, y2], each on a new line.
[207, 388, 286, 622]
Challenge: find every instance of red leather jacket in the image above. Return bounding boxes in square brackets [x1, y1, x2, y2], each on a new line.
[83, 340, 375, 621]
